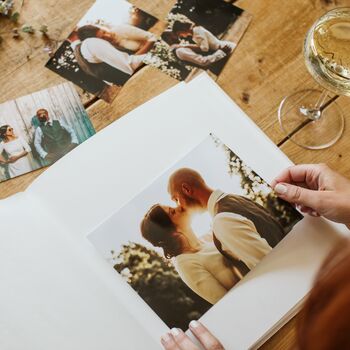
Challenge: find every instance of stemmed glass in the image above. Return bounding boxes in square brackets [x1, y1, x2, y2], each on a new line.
[278, 7, 350, 150]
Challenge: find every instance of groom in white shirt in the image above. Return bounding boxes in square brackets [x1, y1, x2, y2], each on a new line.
[169, 21, 236, 69]
[70, 24, 154, 86]
[167, 168, 286, 276]
[172, 21, 236, 53]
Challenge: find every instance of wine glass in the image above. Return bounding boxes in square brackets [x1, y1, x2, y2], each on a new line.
[278, 7, 350, 150]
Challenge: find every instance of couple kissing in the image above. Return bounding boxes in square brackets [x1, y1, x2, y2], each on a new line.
[141, 168, 286, 304]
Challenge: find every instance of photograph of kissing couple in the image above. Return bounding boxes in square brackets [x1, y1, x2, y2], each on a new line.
[88, 135, 303, 331]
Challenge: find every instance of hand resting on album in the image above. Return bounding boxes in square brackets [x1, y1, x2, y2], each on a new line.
[161, 321, 224, 350]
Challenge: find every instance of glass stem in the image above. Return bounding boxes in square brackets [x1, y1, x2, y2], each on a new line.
[315, 90, 328, 110]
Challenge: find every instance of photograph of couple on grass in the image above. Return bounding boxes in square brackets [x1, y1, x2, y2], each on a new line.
[88, 135, 302, 331]
[145, 0, 251, 80]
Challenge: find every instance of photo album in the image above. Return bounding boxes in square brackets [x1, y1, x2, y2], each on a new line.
[46, 0, 251, 102]
[0, 74, 345, 350]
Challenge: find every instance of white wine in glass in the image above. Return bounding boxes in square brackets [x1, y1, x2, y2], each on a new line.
[278, 7, 350, 150]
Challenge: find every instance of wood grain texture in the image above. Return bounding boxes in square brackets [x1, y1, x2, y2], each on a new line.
[1, 0, 349, 349]
[280, 96, 350, 177]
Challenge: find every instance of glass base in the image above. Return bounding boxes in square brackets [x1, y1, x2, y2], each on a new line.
[278, 89, 345, 150]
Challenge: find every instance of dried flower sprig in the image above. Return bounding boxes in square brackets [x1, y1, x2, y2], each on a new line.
[0, 2, 49, 47]
[0, 0, 14, 16]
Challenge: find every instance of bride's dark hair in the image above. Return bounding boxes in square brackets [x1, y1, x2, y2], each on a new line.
[141, 204, 184, 259]
[0, 125, 10, 140]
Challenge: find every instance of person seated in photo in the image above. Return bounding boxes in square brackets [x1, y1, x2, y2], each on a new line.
[141, 204, 241, 304]
[172, 20, 236, 54]
[168, 168, 285, 276]
[0, 124, 32, 178]
[34, 109, 78, 164]
[69, 24, 152, 86]
[161, 31, 231, 73]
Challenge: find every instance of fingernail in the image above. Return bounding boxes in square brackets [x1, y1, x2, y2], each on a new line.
[190, 320, 200, 328]
[311, 211, 318, 217]
[275, 183, 287, 195]
[171, 328, 180, 337]
[161, 333, 171, 343]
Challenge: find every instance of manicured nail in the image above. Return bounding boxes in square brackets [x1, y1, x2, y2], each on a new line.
[275, 183, 287, 195]
[190, 320, 200, 328]
[161, 333, 171, 343]
[171, 328, 180, 337]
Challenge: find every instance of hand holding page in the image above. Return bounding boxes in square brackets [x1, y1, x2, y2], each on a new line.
[1, 74, 347, 350]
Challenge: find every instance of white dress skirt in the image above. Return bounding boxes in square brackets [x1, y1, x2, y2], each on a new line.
[0, 138, 32, 178]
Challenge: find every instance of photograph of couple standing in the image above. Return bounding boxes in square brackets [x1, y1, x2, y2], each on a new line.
[89, 135, 302, 330]
[0, 83, 95, 183]
[46, 0, 164, 102]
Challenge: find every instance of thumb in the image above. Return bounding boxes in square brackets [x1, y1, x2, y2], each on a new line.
[274, 183, 322, 210]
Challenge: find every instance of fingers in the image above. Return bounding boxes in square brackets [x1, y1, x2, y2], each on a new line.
[161, 324, 225, 350]
[189, 321, 225, 350]
[161, 332, 181, 350]
[297, 204, 320, 217]
[274, 182, 324, 211]
[272, 164, 326, 190]
[162, 328, 199, 350]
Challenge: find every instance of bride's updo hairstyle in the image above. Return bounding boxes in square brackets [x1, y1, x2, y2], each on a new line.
[0, 125, 10, 141]
[141, 204, 183, 259]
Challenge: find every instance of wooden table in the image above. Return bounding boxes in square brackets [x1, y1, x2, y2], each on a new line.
[1, 0, 349, 348]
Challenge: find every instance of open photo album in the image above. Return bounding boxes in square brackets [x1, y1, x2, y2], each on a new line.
[0, 74, 346, 350]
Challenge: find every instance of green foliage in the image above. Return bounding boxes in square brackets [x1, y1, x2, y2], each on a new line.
[112, 243, 211, 331]
[0, 3, 49, 47]
[212, 135, 302, 230]
[10, 11, 19, 22]
[21, 24, 35, 34]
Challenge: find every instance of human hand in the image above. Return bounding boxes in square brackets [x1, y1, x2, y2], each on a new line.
[161, 321, 224, 350]
[9, 151, 28, 163]
[272, 164, 350, 227]
[8, 156, 18, 163]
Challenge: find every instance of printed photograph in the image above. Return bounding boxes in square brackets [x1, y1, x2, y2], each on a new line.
[46, 0, 165, 103]
[0, 83, 95, 183]
[88, 135, 303, 330]
[144, 0, 251, 81]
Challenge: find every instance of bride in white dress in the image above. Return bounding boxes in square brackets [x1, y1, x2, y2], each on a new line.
[141, 204, 241, 304]
[0, 125, 32, 178]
